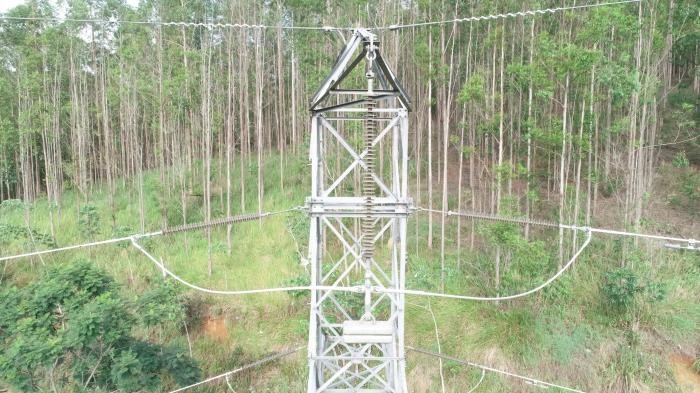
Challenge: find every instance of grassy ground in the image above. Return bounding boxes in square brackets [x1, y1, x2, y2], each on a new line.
[1, 151, 699, 392]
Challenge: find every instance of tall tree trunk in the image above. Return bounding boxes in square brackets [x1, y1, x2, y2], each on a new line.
[558, 74, 570, 268]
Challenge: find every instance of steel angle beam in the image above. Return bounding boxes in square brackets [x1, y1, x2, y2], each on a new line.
[307, 29, 411, 393]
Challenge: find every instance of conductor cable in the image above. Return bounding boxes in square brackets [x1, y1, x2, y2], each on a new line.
[374, 229, 592, 301]
[130, 236, 360, 296]
[407, 346, 585, 392]
[167, 346, 304, 393]
[0, 207, 304, 262]
[380, 0, 640, 31]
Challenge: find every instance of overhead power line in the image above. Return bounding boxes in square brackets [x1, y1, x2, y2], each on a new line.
[0, 207, 302, 263]
[0, 0, 640, 32]
[408, 346, 585, 392]
[0, 230, 160, 263]
[379, 0, 640, 30]
[467, 369, 487, 393]
[131, 237, 311, 296]
[0, 14, 351, 31]
[130, 237, 359, 296]
[167, 346, 304, 393]
[417, 207, 561, 228]
[417, 207, 697, 245]
[162, 207, 302, 234]
[375, 229, 592, 301]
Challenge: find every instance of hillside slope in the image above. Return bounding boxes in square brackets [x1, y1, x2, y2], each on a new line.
[1, 141, 698, 392]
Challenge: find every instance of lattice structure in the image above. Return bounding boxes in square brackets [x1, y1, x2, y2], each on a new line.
[305, 29, 412, 393]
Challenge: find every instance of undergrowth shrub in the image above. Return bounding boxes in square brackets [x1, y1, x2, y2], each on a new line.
[111, 225, 133, 248]
[137, 280, 185, 328]
[681, 172, 699, 201]
[0, 260, 200, 392]
[478, 220, 552, 297]
[603, 268, 645, 309]
[285, 213, 309, 257]
[602, 267, 667, 322]
[407, 255, 440, 290]
[78, 204, 101, 239]
[0, 223, 56, 248]
[693, 359, 700, 374]
[284, 273, 310, 301]
[617, 345, 645, 380]
[0, 198, 25, 211]
[672, 151, 690, 168]
[182, 294, 208, 330]
[546, 324, 590, 364]
[600, 175, 623, 198]
[543, 273, 575, 301]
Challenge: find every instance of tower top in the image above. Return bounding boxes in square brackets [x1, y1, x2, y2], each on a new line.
[310, 29, 412, 112]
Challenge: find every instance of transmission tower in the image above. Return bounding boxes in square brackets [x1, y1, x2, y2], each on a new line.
[305, 29, 412, 393]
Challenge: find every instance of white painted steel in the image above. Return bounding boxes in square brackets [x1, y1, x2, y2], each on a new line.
[306, 29, 411, 393]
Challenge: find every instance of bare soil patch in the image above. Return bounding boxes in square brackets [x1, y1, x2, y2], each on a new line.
[202, 317, 228, 342]
[670, 354, 700, 393]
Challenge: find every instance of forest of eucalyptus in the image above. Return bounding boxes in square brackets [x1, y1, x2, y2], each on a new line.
[0, 0, 696, 286]
[0, 0, 697, 241]
[0, 0, 699, 392]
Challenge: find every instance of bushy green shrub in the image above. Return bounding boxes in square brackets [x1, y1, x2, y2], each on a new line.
[0, 223, 56, 248]
[0, 198, 25, 211]
[78, 204, 101, 239]
[111, 225, 133, 248]
[681, 173, 699, 201]
[137, 280, 185, 328]
[603, 268, 645, 309]
[0, 260, 200, 392]
[602, 268, 666, 313]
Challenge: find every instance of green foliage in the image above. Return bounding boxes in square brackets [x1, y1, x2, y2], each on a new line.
[616, 342, 645, 379]
[448, 134, 461, 147]
[457, 73, 485, 104]
[0, 198, 25, 211]
[111, 350, 148, 391]
[545, 324, 590, 364]
[0, 223, 56, 248]
[672, 151, 690, 168]
[477, 220, 552, 295]
[407, 255, 444, 291]
[0, 260, 200, 392]
[181, 294, 208, 330]
[111, 225, 133, 248]
[286, 213, 309, 258]
[598, 61, 640, 106]
[600, 175, 623, 198]
[603, 268, 645, 309]
[137, 280, 185, 327]
[0, 0, 696, 390]
[479, 307, 545, 363]
[284, 273, 311, 300]
[693, 359, 700, 374]
[602, 268, 666, 314]
[78, 204, 101, 240]
[680, 173, 699, 201]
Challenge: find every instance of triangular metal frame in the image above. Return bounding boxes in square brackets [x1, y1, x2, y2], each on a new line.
[310, 29, 412, 113]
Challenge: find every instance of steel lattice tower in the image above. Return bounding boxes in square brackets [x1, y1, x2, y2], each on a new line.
[305, 29, 412, 393]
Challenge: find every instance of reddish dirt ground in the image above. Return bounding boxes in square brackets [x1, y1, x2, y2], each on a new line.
[202, 317, 228, 342]
[671, 354, 700, 393]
